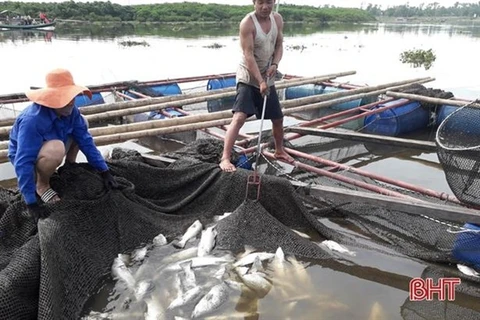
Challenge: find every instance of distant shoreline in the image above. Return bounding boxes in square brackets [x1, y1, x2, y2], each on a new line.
[375, 16, 480, 25]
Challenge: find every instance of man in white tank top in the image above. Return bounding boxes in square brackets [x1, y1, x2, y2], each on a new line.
[219, 0, 294, 172]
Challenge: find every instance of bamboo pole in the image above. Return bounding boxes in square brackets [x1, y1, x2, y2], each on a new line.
[280, 77, 431, 110]
[78, 71, 355, 116]
[81, 72, 355, 122]
[0, 77, 434, 147]
[0, 71, 349, 128]
[92, 118, 236, 146]
[90, 78, 432, 146]
[283, 77, 434, 114]
[89, 110, 232, 136]
[285, 127, 436, 151]
[0, 72, 237, 102]
[386, 91, 480, 108]
[236, 78, 434, 149]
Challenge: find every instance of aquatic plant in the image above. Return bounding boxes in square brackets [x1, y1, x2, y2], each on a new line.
[203, 43, 224, 49]
[400, 48, 436, 70]
[119, 40, 150, 47]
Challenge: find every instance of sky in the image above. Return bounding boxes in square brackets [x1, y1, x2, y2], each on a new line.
[13, 0, 471, 9]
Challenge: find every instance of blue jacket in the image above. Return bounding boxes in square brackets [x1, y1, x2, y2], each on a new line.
[8, 103, 108, 205]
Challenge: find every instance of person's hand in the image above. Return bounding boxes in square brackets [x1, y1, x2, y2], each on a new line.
[101, 170, 119, 190]
[266, 64, 277, 78]
[259, 80, 269, 97]
[27, 203, 48, 224]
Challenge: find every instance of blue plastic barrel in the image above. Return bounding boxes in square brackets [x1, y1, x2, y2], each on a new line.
[452, 223, 480, 269]
[363, 99, 429, 136]
[285, 84, 323, 100]
[124, 83, 182, 99]
[149, 83, 182, 96]
[321, 86, 364, 130]
[436, 104, 458, 126]
[75, 92, 105, 108]
[149, 108, 184, 120]
[321, 86, 363, 111]
[206, 76, 236, 112]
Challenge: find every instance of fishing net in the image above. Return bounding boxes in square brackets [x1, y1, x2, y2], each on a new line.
[436, 103, 480, 206]
[1, 139, 480, 319]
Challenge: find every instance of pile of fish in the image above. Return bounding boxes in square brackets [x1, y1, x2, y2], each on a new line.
[83, 213, 354, 320]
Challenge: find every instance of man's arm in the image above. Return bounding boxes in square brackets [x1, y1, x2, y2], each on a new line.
[271, 13, 284, 67]
[240, 16, 265, 86]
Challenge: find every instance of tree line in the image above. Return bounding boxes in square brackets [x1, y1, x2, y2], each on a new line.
[0, 1, 373, 23]
[365, 2, 480, 17]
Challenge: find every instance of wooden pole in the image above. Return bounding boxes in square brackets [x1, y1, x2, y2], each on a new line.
[283, 78, 434, 115]
[386, 91, 480, 108]
[0, 78, 434, 145]
[89, 110, 232, 136]
[0, 71, 354, 128]
[78, 71, 355, 116]
[0, 72, 237, 102]
[285, 127, 437, 151]
[281, 77, 431, 110]
[92, 118, 235, 146]
[81, 72, 355, 122]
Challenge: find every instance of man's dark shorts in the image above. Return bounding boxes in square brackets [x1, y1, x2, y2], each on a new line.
[232, 82, 283, 120]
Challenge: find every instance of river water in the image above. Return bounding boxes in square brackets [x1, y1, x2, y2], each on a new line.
[1, 22, 480, 319]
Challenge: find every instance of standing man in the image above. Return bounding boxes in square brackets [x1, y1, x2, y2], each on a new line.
[8, 68, 118, 222]
[219, 0, 294, 172]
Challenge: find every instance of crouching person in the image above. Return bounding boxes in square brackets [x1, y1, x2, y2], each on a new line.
[8, 68, 118, 223]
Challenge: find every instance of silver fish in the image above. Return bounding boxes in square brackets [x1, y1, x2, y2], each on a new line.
[191, 282, 230, 319]
[213, 265, 228, 280]
[198, 226, 217, 257]
[234, 252, 275, 267]
[177, 220, 203, 248]
[164, 254, 234, 272]
[291, 229, 311, 239]
[367, 301, 387, 320]
[83, 311, 144, 320]
[112, 255, 136, 290]
[131, 246, 148, 263]
[320, 240, 356, 256]
[235, 266, 249, 276]
[167, 286, 204, 310]
[180, 261, 197, 291]
[270, 247, 287, 278]
[457, 264, 480, 277]
[134, 280, 155, 301]
[249, 256, 264, 274]
[287, 255, 313, 292]
[237, 270, 272, 298]
[213, 212, 233, 222]
[153, 233, 168, 246]
[144, 293, 166, 320]
[160, 247, 198, 265]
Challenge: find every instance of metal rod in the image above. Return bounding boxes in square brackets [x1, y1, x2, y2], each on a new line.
[262, 151, 419, 200]
[284, 147, 461, 204]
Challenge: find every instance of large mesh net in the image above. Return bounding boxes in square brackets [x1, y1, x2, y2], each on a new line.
[1, 139, 480, 319]
[436, 104, 480, 206]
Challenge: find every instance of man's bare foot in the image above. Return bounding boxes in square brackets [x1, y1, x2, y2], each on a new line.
[220, 158, 237, 172]
[274, 150, 295, 164]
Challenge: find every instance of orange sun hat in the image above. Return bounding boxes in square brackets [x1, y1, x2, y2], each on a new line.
[25, 68, 92, 109]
